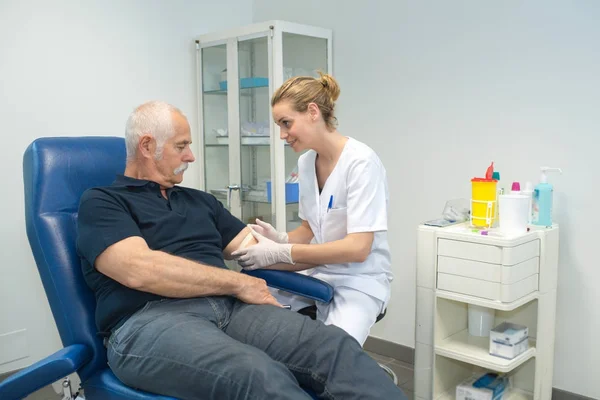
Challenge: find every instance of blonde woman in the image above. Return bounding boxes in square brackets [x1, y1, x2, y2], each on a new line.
[233, 73, 392, 345]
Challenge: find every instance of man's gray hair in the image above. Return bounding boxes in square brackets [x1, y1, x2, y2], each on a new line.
[124, 101, 186, 162]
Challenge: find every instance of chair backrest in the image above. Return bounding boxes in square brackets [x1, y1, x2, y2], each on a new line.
[23, 136, 126, 382]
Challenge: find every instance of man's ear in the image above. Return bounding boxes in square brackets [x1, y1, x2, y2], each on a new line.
[138, 134, 155, 159]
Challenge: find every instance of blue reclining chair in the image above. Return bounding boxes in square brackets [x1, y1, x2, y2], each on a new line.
[0, 136, 333, 400]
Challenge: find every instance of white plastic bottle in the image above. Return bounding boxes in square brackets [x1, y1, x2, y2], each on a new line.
[521, 181, 534, 224]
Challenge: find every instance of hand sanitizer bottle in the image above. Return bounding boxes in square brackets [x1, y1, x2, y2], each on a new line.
[532, 167, 562, 226]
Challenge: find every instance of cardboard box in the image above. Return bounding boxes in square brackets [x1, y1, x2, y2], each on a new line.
[456, 373, 508, 400]
[490, 322, 529, 359]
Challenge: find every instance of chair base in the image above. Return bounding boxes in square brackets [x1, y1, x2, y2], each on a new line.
[378, 363, 398, 385]
[60, 377, 73, 400]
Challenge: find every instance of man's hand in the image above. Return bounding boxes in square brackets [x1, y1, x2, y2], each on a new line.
[232, 230, 294, 270]
[234, 274, 282, 307]
[249, 218, 289, 243]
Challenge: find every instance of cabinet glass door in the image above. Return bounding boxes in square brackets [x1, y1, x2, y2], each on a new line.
[282, 33, 329, 231]
[237, 36, 273, 225]
[201, 44, 230, 208]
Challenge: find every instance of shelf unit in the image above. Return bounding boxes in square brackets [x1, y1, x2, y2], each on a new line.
[415, 224, 559, 400]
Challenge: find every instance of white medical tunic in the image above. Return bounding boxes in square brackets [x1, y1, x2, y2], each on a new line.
[297, 137, 393, 307]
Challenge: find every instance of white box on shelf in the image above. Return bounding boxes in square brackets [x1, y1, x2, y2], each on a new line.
[456, 373, 508, 400]
[490, 339, 529, 361]
[490, 321, 529, 360]
[490, 322, 528, 346]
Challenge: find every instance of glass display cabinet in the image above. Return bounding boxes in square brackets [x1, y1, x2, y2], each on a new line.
[195, 21, 332, 233]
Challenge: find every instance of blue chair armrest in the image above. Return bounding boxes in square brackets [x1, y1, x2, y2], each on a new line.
[0, 344, 92, 400]
[243, 270, 333, 304]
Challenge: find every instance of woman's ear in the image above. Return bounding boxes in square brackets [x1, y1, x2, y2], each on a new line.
[307, 102, 321, 122]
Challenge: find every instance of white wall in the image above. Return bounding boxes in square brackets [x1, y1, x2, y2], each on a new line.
[0, 0, 252, 375]
[253, 1, 600, 397]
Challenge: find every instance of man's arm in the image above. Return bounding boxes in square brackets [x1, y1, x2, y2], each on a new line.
[95, 236, 279, 306]
[78, 190, 280, 306]
[223, 226, 257, 260]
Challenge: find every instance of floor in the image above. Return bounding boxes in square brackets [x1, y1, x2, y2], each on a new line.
[23, 384, 64, 400]
[366, 350, 415, 399]
[20, 350, 414, 399]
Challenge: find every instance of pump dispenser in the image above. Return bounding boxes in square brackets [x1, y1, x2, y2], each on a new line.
[532, 167, 562, 226]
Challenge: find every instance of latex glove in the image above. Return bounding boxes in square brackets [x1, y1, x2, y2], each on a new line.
[248, 218, 289, 243]
[232, 229, 294, 270]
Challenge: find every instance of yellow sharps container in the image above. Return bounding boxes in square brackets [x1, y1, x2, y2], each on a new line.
[471, 178, 498, 227]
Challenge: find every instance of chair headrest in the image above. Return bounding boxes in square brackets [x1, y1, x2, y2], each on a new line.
[24, 136, 126, 215]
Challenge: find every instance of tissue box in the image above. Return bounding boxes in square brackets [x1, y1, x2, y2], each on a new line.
[266, 182, 299, 204]
[456, 373, 508, 400]
[489, 322, 529, 359]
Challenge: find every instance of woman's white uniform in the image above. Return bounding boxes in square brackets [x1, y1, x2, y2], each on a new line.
[272, 137, 393, 345]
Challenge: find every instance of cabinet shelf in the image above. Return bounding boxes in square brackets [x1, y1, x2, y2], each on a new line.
[210, 190, 299, 205]
[211, 189, 270, 204]
[205, 141, 292, 147]
[204, 82, 268, 95]
[435, 330, 536, 373]
[203, 89, 227, 95]
[206, 143, 272, 147]
[435, 290, 538, 312]
[436, 387, 533, 400]
[203, 90, 256, 96]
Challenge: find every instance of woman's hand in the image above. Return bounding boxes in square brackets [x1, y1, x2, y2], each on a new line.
[232, 230, 294, 270]
[248, 218, 289, 243]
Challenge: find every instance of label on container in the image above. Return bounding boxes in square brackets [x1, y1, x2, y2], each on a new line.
[532, 189, 540, 223]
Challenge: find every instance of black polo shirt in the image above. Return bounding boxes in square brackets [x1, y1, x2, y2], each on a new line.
[76, 174, 246, 333]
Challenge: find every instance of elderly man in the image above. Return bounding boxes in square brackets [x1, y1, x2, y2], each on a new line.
[76, 101, 406, 399]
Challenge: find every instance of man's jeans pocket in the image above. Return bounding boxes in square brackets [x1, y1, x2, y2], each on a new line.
[108, 299, 159, 348]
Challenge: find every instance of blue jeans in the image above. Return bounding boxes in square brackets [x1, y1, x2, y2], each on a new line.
[106, 296, 406, 400]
